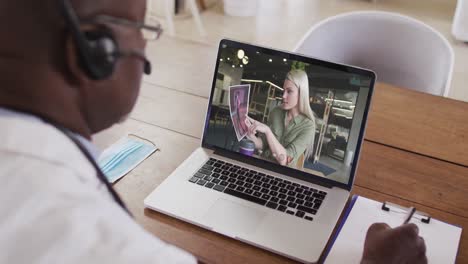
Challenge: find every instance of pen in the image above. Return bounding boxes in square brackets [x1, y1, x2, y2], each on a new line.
[403, 207, 416, 224]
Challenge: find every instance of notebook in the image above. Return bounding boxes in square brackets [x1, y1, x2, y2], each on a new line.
[324, 195, 462, 264]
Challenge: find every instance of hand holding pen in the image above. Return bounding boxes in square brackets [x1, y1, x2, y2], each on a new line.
[361, 206, 427, 264]
[403, 206, 417, 224]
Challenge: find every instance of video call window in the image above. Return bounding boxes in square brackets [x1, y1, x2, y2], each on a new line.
[205, 44, 371, 185]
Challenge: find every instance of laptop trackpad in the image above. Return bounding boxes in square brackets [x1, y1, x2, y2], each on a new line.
[203, 198, 266, 236]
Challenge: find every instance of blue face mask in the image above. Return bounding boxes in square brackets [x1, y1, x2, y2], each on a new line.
[98, 136, 158, 183]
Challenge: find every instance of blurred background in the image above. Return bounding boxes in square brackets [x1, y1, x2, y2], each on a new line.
[144, 0, 468, 103]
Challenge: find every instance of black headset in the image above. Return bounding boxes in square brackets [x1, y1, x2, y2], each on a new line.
[56, 0, 135, 215]
[58, 0, 151, 80]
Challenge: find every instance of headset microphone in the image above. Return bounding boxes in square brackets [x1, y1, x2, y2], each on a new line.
[114, 51, 152, 75]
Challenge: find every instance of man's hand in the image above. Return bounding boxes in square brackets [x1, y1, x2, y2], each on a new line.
[361, 223, 427, 264]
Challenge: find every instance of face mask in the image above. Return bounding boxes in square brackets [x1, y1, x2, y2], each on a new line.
[97, 135, 158, 183]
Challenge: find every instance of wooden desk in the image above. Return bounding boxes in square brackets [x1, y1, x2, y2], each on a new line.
[95, 82, 467, 263]
[366, 83, 468, 166]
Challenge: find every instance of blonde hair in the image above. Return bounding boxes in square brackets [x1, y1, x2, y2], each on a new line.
[286, 70, 316, 160]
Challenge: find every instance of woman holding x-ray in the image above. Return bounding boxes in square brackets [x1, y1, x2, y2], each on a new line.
[245, 70, 316, 167]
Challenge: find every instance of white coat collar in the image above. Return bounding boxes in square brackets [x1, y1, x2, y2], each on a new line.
[0, 107, 100, 160]
[0, 113, 98, 183]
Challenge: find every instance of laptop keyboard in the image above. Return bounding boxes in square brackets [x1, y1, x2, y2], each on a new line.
[188, 158, 327, 222]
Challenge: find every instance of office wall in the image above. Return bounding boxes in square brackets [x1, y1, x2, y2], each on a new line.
[212, 62, 243, 105]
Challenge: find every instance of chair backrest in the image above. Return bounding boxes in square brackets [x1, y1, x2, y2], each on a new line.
[452, 0, 468, 41]
[294, 11, 454, 97]
[296, 153, 305, 169]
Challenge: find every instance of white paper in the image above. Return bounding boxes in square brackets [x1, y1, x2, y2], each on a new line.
[325, 196, 462, 264]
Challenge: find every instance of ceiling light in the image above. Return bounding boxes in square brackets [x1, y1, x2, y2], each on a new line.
[227, 57, 230, 61]
[332, 107, 353, 112]
[269, 59, 273, 62]
[325, 99, 353, 104]
[241, 79, 263, 83]
[237, 49, 245, 59]
[220, 58, 223, 62]
[242, 56, 249, 65]
[283, 58, 287, 62]
[232, 65, 235, 68]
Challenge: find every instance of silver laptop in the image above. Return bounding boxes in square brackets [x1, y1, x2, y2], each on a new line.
[145, 39, 375, 263]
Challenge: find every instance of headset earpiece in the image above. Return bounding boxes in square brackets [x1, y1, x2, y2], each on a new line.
[82, 29, 118, 80]
[59, 0, 151, 79]
[59, 0, 118, 80]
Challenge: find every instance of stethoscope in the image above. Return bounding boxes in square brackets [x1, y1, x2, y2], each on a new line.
[7, 108, 132, 217]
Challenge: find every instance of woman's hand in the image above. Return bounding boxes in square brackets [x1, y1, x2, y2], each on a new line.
[244, 117, 265, 150]
[245, 116, 287, 165]
[245, 117, 270, 135]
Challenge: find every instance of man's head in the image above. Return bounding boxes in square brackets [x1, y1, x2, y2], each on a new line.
[0, 0, 154, 138]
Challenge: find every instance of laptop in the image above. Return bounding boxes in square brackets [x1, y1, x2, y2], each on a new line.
[144, 39, 376, 263]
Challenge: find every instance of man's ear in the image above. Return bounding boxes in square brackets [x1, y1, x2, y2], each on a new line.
[65, 33, 90, 85]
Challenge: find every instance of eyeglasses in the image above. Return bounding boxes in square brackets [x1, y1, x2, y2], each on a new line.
[83, 14, 163, 41]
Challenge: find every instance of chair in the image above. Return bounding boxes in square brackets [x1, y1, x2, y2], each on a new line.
[147, 0, 206, 37]
[296, 153, 305, 169]
[452, 0, 468, 42]
[294, 11, 454, 97]
[164, 0, 206, 36]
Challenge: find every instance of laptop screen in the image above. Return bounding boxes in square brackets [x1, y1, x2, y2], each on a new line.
[202, 39, 375, 188]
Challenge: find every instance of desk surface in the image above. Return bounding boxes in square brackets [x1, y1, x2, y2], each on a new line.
[95, 78, 468, 263]
[366, 83, 468, 167]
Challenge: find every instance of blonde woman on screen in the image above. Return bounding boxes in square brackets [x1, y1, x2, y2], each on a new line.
[245, 70, 316, 167]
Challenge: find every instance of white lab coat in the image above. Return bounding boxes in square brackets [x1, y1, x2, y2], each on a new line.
[0, 114, 196, 264]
